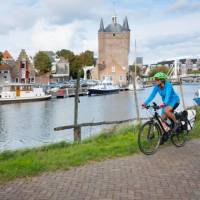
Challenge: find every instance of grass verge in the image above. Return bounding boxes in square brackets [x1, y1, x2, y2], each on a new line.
[0, 125, 139, 184]
[0, 108, 200, 184]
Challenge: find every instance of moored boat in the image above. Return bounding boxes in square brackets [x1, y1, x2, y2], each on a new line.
[128, 83, 144, 91]
[0, 84, 51, 104]
[193, 89, 200, 105]
[88, 79, 119, 96]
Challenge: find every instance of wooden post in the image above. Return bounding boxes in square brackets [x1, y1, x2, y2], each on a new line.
[133, 68, 140, 122]
[74, 70, 81, 141]
[74, 126, 81, 141]
[179, 77, 186, 110]
[133, 39, 140, 123]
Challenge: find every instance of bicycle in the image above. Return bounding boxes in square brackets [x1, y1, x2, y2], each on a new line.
[138, 102, 192, 155]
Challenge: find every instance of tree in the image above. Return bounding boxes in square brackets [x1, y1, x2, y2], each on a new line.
[70, 55, 83, 78]
[56, 49, 75, 62]
[129, 64, 142, 76]
[34, 51, 52, 74]
[0, 52, 3, 63]
[56, 49, 94, 79]
[79, 50, 94, 66]
[149, 65, 169, 77]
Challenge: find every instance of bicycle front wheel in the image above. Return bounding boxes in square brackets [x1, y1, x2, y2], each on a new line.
[171, 129, 188, 147]
[138, 121, 161, 155]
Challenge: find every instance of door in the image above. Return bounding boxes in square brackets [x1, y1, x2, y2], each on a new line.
[16, 86, 20, 97]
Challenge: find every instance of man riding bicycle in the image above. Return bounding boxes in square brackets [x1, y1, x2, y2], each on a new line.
[142, 72, 180, 132]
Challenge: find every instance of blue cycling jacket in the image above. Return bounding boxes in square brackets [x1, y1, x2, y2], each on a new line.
[144, 81, 180, 106]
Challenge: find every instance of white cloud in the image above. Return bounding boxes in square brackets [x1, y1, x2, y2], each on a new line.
[169, 0, 188, 11]
[0, 0, 200, 64]
[133, 12, 200, 63]
[0, 18, 98, 59]
[167, 0, 200, 13]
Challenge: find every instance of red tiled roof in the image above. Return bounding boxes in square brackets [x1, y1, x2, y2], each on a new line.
[3, 50, 13, 60]
[0, 64, 11, 70]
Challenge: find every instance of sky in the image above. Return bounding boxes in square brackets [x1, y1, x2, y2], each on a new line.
[0, 0, 200, 64]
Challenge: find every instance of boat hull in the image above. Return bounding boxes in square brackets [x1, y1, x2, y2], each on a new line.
[88, 89, 119, 96]
[0, 95, 52, 104]
[193, 97, 200, 105]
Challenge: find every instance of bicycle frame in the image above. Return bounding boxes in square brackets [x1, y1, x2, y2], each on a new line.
[150, 111, 168, 135]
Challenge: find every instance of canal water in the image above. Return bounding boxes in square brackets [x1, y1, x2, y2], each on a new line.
[0, 84, 199, 152]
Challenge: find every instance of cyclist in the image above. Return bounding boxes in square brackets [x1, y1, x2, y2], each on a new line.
[142, 72, 180, 132]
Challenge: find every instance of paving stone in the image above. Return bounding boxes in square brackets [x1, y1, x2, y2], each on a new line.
[1, 139, 200, 200]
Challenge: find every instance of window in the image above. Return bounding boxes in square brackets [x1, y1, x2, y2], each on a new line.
[16, 78, 19, 83]
[21, 63, 25, 68]
[4, 76, 7, 79]
[119, 75, 124, 81]
[113, 33, 115, 37]
[112, 66, 115, 73]
[4, 71, 8, 73]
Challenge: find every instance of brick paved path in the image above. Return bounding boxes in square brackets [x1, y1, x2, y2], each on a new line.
[1, 139, 200, 200]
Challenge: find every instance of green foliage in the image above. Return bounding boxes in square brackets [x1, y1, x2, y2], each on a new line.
[187, 69, 200, 74]
[0, 52, 3, 63]
[0, 124, 138, 183]
[79, 50, 94, 66]
[56, 49, 75, 62]
[70, 55, 84, 78]
[129, 64, 142, 76]
[34, 51, 52, 74]
[149, 65, 169, 77]
[56, 49, 94, 79]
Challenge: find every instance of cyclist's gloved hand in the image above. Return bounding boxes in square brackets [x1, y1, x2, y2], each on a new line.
[159, 103, 166, 108]
[141, 103, 147, 108]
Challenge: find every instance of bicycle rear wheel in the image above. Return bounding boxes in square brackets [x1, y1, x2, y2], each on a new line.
[138, 121, 161, 155]
[170, 129, 188, 147]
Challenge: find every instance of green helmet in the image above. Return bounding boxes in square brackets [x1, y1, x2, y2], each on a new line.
[153, 72, 167, 80]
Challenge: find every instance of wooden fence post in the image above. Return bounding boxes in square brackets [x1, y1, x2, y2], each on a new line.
[179, 77, 186, 110]
[74, 126, 81, 141]
[74, 70, 81, 141]
[133, 71, 140, 122]
[133, 39, 140, 123]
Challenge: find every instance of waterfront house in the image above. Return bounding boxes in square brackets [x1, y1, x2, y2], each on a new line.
[12, 49, 35, 84]
[0, 50, 15, 84]
[51, 57, 70, 82]
[0, 64, 12, 84]
[2, 50, 15, 67]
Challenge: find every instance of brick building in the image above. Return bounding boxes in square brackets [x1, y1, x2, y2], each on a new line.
[12, 49, 35, 83]
[0, 50, 15, 84]
[92, 16, 130, 86]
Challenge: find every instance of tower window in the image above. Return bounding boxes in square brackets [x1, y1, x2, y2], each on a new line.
[113, 33, 115, 37]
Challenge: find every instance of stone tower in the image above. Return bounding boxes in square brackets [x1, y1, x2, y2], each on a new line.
[92, 16, 130, 85]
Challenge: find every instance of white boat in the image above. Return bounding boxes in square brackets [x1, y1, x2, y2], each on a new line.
[88, 78, 120, 96]
[0, 84, 51, 104]
[128, 83, 144, 91]
[128, 76, 144, 91]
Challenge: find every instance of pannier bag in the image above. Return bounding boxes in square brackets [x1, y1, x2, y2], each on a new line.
[175, 110, 196, 131]
[187, 109, 196, 130]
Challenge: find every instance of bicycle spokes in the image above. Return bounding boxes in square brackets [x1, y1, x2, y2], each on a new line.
[138, 121, 160, 155]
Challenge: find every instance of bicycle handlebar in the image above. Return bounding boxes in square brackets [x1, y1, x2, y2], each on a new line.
[145, 102, 160, 111]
